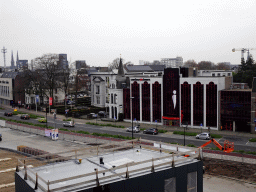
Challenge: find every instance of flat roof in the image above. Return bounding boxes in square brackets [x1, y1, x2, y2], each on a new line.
[18, 140, 200, 191]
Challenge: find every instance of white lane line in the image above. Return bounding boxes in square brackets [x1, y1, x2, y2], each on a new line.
[0, 158, 11, 162]
[246, 141, 249, 145]
[0, 165, 33, 173]
[0, 182, 15, 189]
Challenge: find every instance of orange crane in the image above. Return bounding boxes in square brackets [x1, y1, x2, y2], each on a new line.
[200, 139, 234, 153]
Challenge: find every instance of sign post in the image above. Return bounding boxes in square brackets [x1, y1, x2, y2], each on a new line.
[49, 97, 52, 115]
[200, 123, 203, 133]
[35, 95, 39, 113]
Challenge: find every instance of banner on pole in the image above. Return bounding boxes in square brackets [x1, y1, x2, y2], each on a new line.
[49, 97, 53, 106]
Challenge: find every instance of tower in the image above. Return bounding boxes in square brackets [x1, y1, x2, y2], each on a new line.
[11, 50, 15, 69]
[16, 51, 19, 69]
[1, 46, 7, 70]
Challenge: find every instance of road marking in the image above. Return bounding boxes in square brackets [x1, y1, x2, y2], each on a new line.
[0, 158, 11, 162]
[0, 182, 15, 189]
[0, 165, 33, 173]
[246, 141, 249, 145]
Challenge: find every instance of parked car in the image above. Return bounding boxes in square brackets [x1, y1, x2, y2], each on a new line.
[143, 128, 158, 135]
[126, 126, 140, 133]
[0, 133, 2, 141]
[20, 114, 30, 120]
[67, 100, 75, 105]
[38, 118, 47, 123]
[63, 121, 75, 127]
[90, 113, 97, 118]
[98, 111, 106, 118]
[196, 132, 211, 140]
[4, 112, 13, 116]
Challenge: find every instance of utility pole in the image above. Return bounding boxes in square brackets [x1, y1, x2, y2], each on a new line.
[1, 46, 7, 71]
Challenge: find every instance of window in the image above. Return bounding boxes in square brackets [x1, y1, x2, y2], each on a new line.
[217, 73, 220, 76]
[212, 73, 215, 77]
[164, 177, 176, 192]
[187, 172, 197, 192]
[96, 96, 100, 104]
[228, 73, 231, 76]
[114, 94, 117, 104]
[96, 85, 100, 94]
[112, 84, 115, 89]
[55, 89, 58, 94]
[111, 94, 113, 104]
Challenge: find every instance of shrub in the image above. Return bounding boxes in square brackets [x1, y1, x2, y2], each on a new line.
[249, 138, 256, 142]
[118, 113, 124, 121]
[13, 111, 25, 115]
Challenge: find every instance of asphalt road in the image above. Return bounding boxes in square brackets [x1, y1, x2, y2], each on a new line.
[1, 110, 256, 152]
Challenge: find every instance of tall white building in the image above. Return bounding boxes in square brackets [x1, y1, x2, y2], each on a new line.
[161, 57, 183, 68]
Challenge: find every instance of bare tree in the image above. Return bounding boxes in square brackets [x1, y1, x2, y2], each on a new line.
[183, 60, 198, 68]
[34, 54, 61, 104]
[216, 62, 231, 70]
[198, 61, 215, 70]
[108, 58, 120, 70]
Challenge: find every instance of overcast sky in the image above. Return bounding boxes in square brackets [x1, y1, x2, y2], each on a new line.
[1, 0, 256, 67]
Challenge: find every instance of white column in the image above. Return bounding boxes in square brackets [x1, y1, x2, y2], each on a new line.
[191, 83, 194, 127]
[140, 82, 142, 122]
[204, 84, 206, 128]
[150, 83, 153, 123]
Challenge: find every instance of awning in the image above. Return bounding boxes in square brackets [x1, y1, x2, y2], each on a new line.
[162, 116, 180, 120]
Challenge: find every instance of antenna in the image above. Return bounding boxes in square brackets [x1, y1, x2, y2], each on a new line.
[1, 46, 7, 71]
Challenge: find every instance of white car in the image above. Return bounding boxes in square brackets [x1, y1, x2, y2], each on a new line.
[126, 126, 140, 133]
[196, 132, 211, 140]
[63, 121, 75, 127]
[90, 113, 97, 118]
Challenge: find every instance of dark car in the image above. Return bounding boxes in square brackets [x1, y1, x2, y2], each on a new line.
[0, 134, 2, 141]
[4, 112, 13, 116]
[143, 128, 158, 135]
[98, 111, 106, 118]
[20, 114, 30, 120]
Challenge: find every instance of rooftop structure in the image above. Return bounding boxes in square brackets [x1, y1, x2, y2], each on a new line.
[15, 139, 203, 192]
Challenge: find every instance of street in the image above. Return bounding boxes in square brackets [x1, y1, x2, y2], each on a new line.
[1, 110, 256, 153]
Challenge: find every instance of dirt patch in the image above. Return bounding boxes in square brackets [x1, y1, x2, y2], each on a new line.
[204, 157, 256, 183]
[0, 149, 46, 192]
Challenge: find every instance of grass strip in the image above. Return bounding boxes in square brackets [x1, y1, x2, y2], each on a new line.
[86, 122, 125, 128]
[92, 132, 133, 140]
[173, 131, 197, 136]
[187, 144, 196, 148]
[63, 118, 72, 121]
[159, 129, 168, 133]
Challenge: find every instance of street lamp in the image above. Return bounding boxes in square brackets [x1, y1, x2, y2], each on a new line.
[130, 97, 134, 139]
[183, 121, 188, 146]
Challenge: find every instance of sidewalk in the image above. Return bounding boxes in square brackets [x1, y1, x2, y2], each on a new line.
[3, 105, 256, 138]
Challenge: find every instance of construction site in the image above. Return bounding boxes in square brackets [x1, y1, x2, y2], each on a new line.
[0, 123, 256, 191]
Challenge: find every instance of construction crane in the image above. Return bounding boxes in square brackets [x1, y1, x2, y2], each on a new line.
[200, 139, 234, 153]
[232, 48, 256, 60]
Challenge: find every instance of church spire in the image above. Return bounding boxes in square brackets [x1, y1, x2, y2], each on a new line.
[11, 50, 14, 69]
[116, 56, 126, 89]
[16, 51, 19, 69]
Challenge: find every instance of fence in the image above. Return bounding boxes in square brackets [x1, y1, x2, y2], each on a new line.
[5, 122, 121, 145]
[16, 139, 201, 192]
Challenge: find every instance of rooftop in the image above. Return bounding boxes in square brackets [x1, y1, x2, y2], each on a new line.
[17, 139, 200, 192]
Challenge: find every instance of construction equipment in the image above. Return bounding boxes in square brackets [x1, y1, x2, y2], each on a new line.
[232, 48, 256, 60]
[200, 139, 234, 153]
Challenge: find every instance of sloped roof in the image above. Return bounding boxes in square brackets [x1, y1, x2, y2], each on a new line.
[1, 72, 18, 79]
[125, 65, 165, 72]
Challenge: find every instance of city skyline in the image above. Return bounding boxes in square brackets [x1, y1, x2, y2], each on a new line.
[1, 0, 256, 67]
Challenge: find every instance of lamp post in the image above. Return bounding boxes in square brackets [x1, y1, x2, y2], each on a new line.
[130, 97, 134, 139]
[184, 121, 188, 146]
